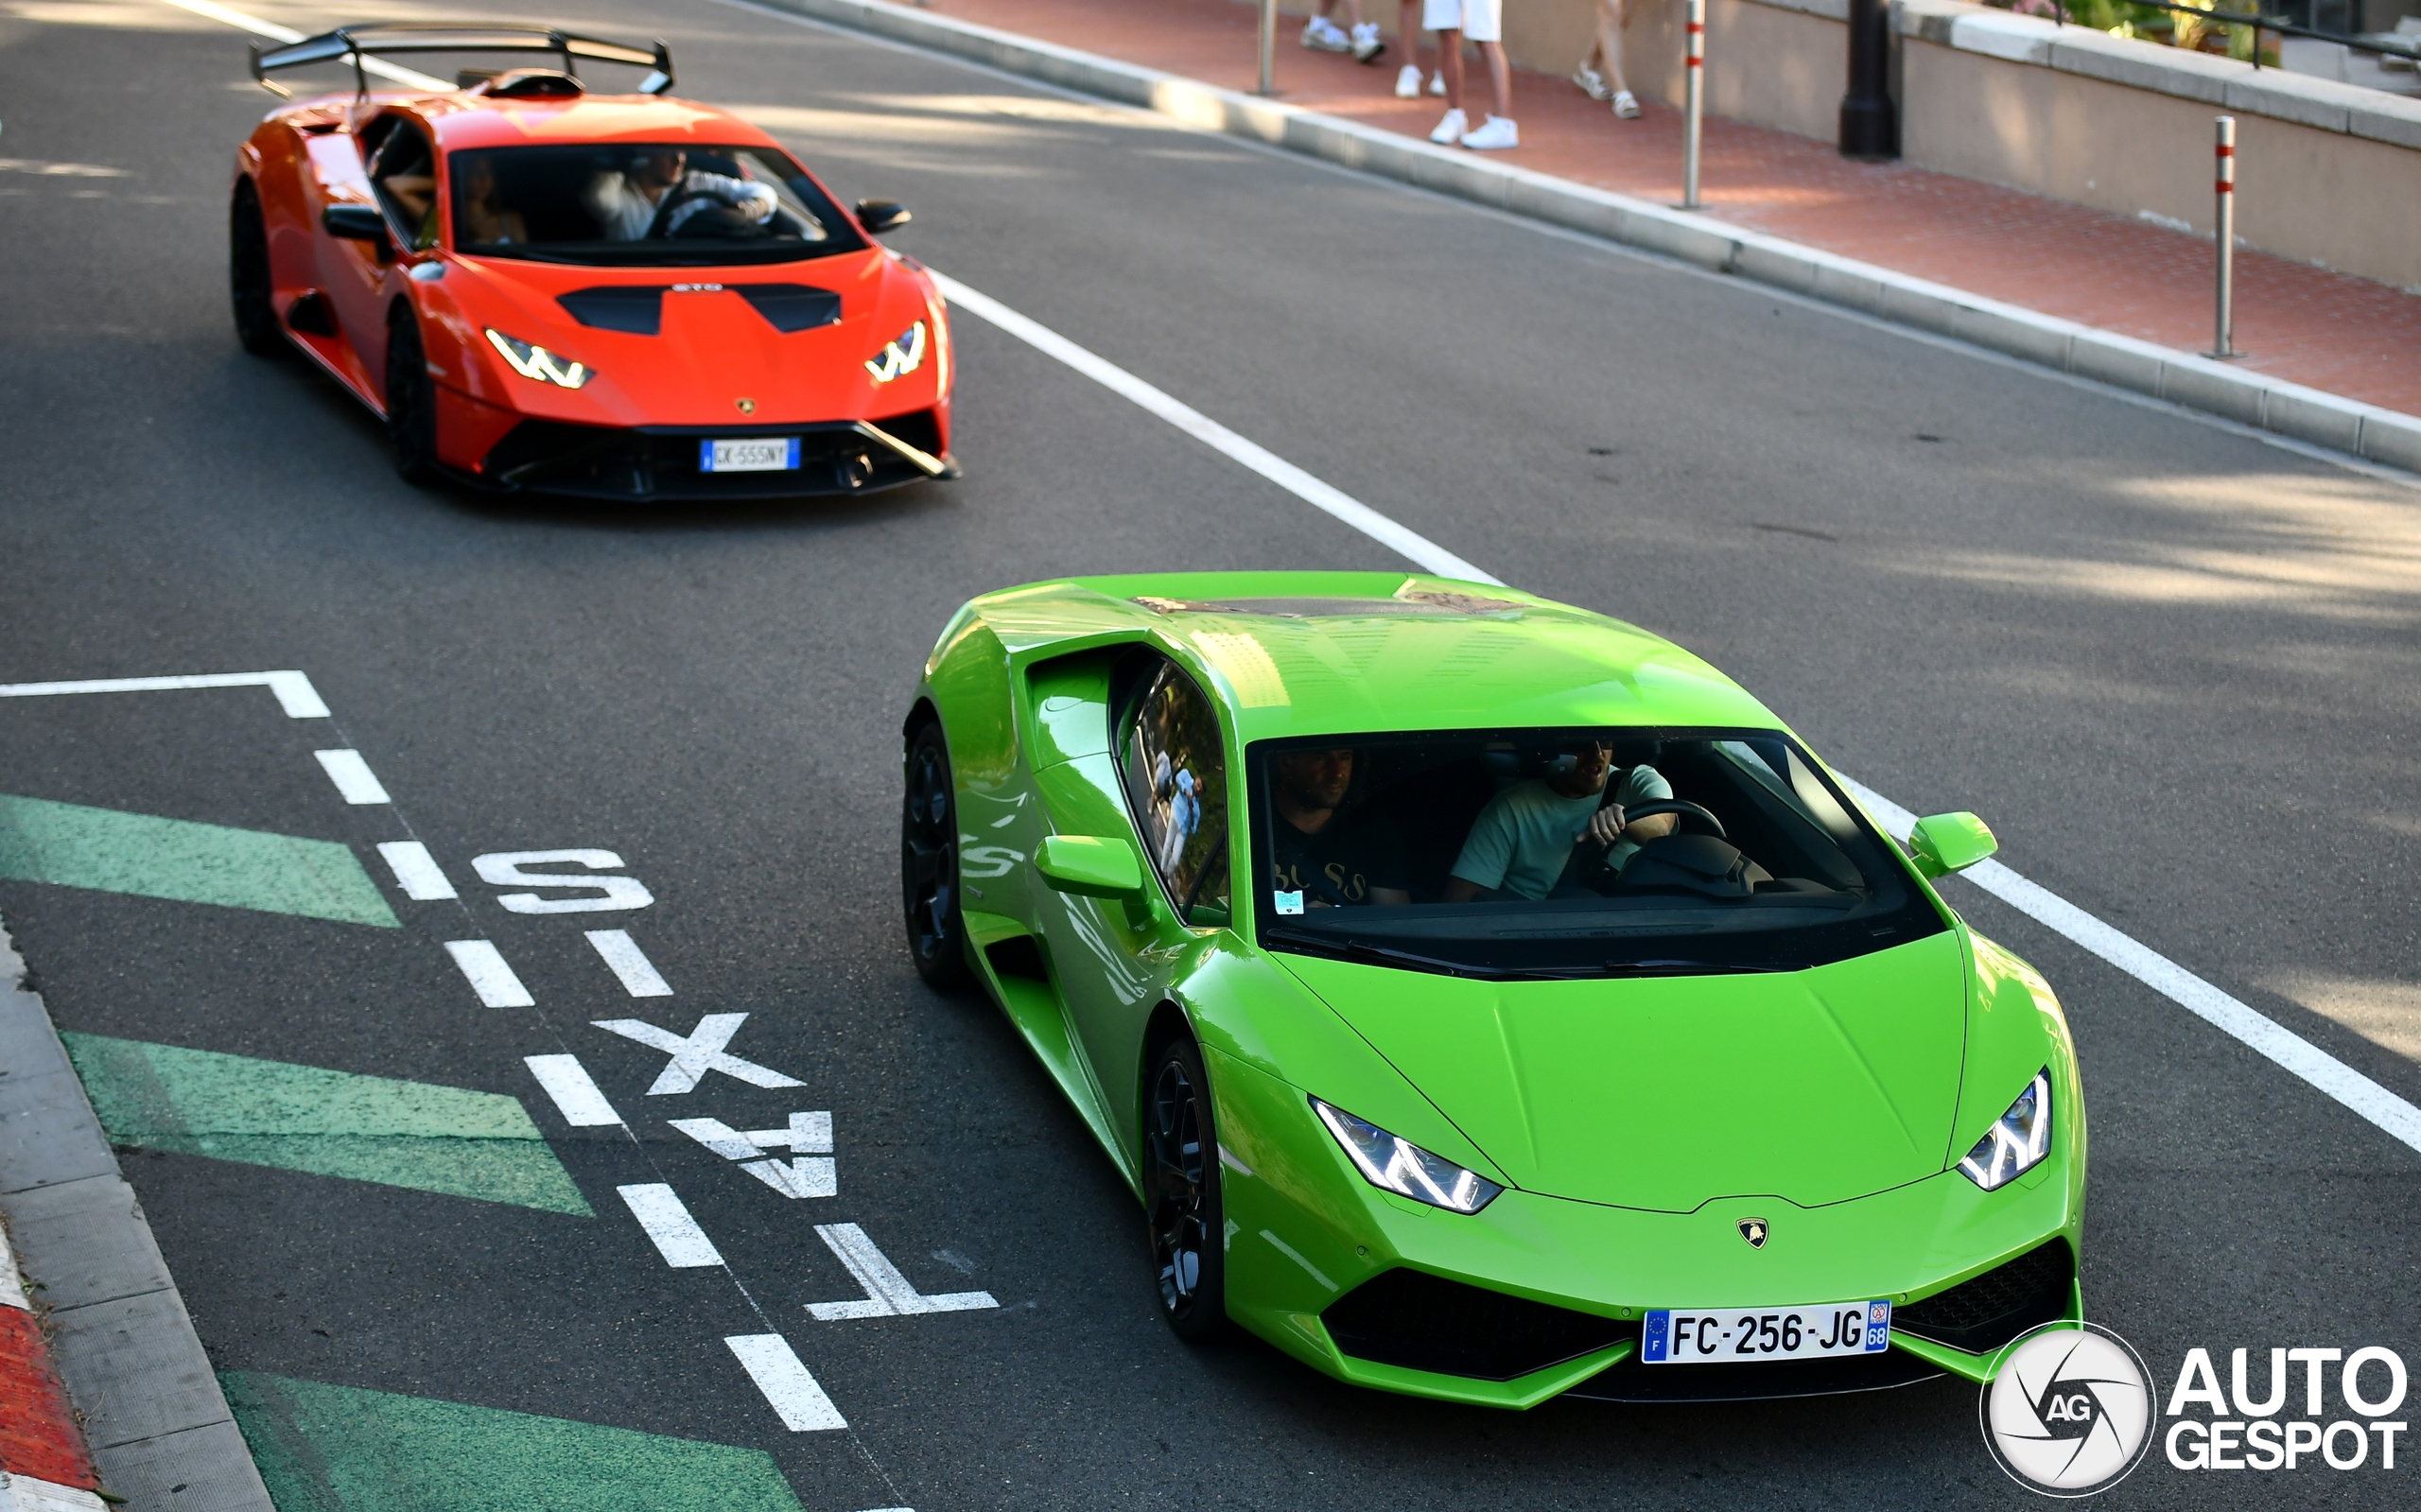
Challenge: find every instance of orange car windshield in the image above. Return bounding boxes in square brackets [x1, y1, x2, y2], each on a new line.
[448, 144, 864, 266]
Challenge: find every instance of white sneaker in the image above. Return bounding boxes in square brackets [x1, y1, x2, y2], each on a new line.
[1394, 62, 1422, 97]
[1350, 21, 1385, 62]
[1572, 64, 1610, 101]
[1611, 89, 1641, 119]
[1460, 113, 1518, 149]
[1300, 17, 1349, 52]
[1428, 107, 1468, 145]
[1429, 70, 1447, 96]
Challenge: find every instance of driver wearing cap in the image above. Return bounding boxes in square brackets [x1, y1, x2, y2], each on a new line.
[1442, 740, 1676, 901]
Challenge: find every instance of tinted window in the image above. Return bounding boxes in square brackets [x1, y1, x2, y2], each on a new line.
[1247, 728, 1943, 977]
[368, 119, 440, 250]
[446, 144, 864, 266]
[1119, 660, 1230, 920]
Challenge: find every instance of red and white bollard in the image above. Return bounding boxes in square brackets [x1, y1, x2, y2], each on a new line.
[2211, 114, 2237, 358]
[1683, 0, 1705, 208]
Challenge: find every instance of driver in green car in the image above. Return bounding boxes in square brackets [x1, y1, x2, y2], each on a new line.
[1268, 748, 1411, 907]
[1443, 740, 1678, 901]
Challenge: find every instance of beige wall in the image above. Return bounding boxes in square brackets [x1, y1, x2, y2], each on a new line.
[1900, 41, 2421, 288]
[1242, 0, 2421, 288]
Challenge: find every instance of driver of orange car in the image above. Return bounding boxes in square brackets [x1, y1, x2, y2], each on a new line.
[583, 148, 777, 240]
[1442, 740, 1677, 901]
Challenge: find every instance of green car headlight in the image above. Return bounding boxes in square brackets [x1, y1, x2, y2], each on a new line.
[1957, 1069, 2052, 1190]
[1312, 1097, 1503, 1214]
[484, 328, 592, 389]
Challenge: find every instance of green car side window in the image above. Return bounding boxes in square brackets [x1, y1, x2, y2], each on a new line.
[1120, 659, 1230, 921]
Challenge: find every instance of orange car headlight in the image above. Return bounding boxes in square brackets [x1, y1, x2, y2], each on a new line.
[485, 328, 593, 390]
[863, 320, 927, 384]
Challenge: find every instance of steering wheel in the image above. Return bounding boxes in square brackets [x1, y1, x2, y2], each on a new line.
[644, 184, 728, 239]
[1611, 799, 1726, 841]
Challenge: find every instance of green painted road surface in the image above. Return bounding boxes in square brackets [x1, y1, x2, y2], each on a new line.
[0, 793, 399, 927]
[63, 1034, 594, 1216]
[225, 1373, 810, 1512]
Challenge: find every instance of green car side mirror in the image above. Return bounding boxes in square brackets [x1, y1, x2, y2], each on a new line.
[1908, 812, 1998, 878]
[1035, 834, 1147, 901]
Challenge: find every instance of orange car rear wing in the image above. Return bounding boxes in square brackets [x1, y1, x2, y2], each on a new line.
[249, 23, 673, 99]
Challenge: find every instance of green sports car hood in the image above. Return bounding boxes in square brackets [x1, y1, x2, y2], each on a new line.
[1275, 931, 1971, 1212]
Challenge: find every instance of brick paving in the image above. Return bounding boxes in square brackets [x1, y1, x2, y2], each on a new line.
[924, 0, 2421, 417]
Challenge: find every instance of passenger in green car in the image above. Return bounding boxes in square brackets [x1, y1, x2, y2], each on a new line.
[1266, 748, 1410, 907]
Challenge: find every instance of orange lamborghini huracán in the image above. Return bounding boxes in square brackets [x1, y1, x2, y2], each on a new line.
[233, 24, 954, 498]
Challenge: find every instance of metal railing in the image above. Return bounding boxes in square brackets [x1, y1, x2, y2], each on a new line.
[2035, 0, 2421, 71]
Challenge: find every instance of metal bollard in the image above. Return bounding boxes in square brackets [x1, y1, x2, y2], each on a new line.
[1683, 0, 1705, 208]
[1259, 0, 1277, 96]
[2210, 115, 2238, 358]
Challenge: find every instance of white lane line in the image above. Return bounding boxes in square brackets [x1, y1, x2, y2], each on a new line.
[154, 0, 454, 90]
[723, 1333, 849, 1431]
[938, 274, 2421, 1161]
[585, 929, 674, 998]
[312, 748, 391, 805]
[928, 271, 1498, 585]
[1839, 779, 2421, 1155]
[618, 1183, 724, 1267]
[807, 1224, 996, 1318]
[0, 670, 328, 718]
[593, 1014, 803, 1093]
[524, 1053, 624, 1127]
[375, 841, 458, 900]
[444, 939, 535, 1008]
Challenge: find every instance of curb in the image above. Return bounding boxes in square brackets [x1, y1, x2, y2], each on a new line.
[763, 0, 2421, 472]
[0, 923, 272, 1512]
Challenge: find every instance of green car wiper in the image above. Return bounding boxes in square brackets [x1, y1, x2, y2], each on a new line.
[1262, 929, 1568, 982]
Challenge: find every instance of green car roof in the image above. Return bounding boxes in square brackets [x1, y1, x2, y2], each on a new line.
[967, 570, 1784, 743]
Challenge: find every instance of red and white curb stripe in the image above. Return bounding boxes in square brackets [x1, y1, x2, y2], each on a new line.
[0, 1226, 103, 1512]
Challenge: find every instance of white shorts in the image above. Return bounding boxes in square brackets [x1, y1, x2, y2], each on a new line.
[1422, 0, 1501, 43]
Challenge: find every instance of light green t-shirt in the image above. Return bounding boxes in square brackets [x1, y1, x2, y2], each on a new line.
[1450, 766, 1675, 901]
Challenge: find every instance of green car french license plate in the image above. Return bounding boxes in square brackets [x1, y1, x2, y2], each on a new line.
[1641, 1301, 1890, 1364]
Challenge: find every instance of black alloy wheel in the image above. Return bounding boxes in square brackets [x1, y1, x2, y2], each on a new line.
[230, 182, 282, 356]
[900, 722, 969, 989]
[1145, 1035, 1228, 1343]
[384, 311, 439, 484]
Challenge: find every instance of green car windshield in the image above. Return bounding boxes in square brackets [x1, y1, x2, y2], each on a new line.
[1246, 729, 1944, 978]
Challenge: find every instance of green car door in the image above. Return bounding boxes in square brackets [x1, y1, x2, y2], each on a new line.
[1029, 652, 1234, 1168]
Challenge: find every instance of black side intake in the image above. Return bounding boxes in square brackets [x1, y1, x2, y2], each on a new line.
[1893, 1239, 2074, 1355]
[1321, 1269, 1635, 1381]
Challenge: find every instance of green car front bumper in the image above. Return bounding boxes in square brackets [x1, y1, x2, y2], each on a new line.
[1210, 1047, 2083, 1408]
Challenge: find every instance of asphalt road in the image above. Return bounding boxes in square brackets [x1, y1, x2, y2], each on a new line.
[1, 0, 2416, 1505]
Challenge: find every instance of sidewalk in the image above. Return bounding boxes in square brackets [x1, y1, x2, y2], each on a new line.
[871, 0, 2421, 422]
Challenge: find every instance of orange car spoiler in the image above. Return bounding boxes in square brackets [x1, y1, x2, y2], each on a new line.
[249, 23, 674, 99]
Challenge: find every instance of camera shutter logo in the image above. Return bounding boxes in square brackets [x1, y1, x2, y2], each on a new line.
[1981, 1322, 2154, 1496]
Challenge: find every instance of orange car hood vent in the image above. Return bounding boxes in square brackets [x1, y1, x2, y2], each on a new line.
[556, 283, 842, 337]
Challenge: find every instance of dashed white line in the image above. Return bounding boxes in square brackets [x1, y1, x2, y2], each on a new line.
[312, 748, 390, 805]
[375, 841, 458, 900]
[618, 1183, 724, 1268]
[723, 1333, 849, 1431]
[444, 939, 535, 1009]
[0, 669, 328, 717]
[585, 929, 673, 998]
[524, 1054, 623, 1127]
[938, 273, 2421, 1161]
